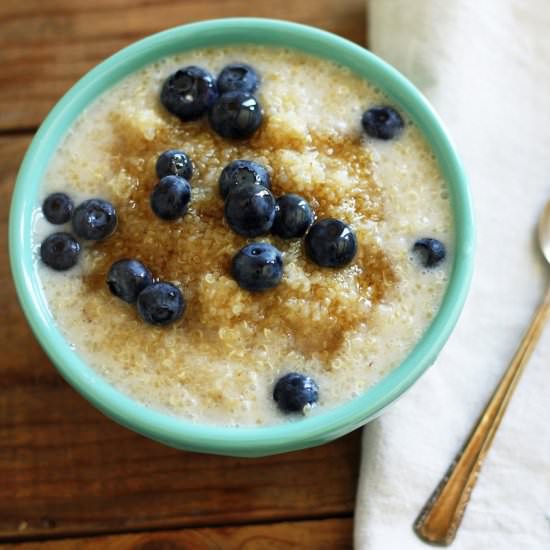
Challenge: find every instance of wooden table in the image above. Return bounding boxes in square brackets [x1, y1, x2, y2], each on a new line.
[0, 2, 367, 547]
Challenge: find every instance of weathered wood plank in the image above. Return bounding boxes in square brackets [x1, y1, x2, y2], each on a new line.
[0, 135, 52, 384]
[3, 518, 353, 549]
[0, 0, 366, 131]
[1, 381, 359, 540]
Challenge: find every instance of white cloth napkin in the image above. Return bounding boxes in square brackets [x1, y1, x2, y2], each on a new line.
[355, 1, 550, 548]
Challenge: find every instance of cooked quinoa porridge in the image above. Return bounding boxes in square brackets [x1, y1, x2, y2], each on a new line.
[33, 45, 453, 426]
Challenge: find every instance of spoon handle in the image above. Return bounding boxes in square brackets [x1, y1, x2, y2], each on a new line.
[414, 286, 550, 546]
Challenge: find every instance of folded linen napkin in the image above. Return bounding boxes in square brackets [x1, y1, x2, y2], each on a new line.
[355, 1, 550, 548]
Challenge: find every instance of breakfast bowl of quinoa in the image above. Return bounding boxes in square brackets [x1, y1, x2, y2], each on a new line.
[9, 18, 474, 456]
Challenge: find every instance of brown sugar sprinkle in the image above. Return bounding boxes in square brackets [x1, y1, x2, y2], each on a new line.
[83, 107, 396, 360]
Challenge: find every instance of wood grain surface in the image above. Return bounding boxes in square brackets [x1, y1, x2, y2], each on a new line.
[3, 518, 353, 549]
[1, 1, 368, 546]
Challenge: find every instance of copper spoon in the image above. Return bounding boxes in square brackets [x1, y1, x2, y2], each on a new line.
[414, 201, 550, 545]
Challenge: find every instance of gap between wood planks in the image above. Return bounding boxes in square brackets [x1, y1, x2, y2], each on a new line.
[0, 127, 38, 136]
[1, 511, 354, 545]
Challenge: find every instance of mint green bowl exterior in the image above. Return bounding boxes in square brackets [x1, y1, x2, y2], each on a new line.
[9, 18, 474, 457]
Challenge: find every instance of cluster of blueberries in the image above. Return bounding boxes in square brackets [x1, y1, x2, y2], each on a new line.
[40, 194, 116, 271]
[107, 258, 185, 326]
[39, 61, 447, 415]
[222, 158, 359, 292]
[161, 62, 263, 139]
[39, 191, 186, 326]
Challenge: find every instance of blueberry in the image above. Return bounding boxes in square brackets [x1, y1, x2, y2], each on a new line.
[209, 91, 262, 140]
[218, 160, 270, 199]
[413, 238, 446, 268]
[150, 175, 191, 221]
[273, 372, 319, 414]
[231, 243, 283, 292]
[305, 219, 357, 268]
[107, 259, 153, 304]
[156, 150, 193, 180]
[160, 66, 218, 121]
[217, 63, 259, 94]
[362, 106, 404, 140]
[42, 192, 74, 225]
[272, 194, 314, 239]
[136, 282, 185, 326]
[40, 232, 80, 271]
[224, 183, 276, 237]
[72, 198, 117, 241]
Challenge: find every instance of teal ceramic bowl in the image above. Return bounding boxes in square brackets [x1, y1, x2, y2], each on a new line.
[9, 18, 474, 457]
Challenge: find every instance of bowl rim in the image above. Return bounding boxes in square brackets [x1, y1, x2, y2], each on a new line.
[9, 17, 474, 457]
